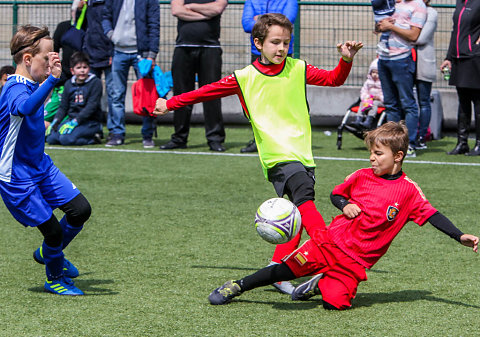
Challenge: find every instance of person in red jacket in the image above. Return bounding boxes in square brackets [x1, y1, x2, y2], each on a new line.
[205, 121, 479, 310]
[154, 13, 363, 295]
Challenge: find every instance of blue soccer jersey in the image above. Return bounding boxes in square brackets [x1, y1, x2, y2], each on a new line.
[0, 74, 59, 182]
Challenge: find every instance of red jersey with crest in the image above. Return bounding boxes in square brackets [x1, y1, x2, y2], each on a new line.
[327, 168, 437, 269]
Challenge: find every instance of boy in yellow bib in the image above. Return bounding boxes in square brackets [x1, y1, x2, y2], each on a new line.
[154, 13, 363, 295]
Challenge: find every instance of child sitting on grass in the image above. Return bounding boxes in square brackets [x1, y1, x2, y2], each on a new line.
[153, 13, 363, 295]
[46, 51, 103, 146]
[205, 121, 478, 310]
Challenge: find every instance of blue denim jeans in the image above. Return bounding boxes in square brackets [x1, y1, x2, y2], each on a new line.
[415, 80, 432, 139]
[109, 51, 155, 139]
[91, 65, 113, 124]
[378, 57, 419, 147]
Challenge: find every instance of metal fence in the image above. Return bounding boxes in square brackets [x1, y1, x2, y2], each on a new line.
[0, 0, 456, 89]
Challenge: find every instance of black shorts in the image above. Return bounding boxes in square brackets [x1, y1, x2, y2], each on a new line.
[267, 161, 316, 206]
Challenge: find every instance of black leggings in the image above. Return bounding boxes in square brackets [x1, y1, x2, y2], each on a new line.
[37, 193, 91, 247]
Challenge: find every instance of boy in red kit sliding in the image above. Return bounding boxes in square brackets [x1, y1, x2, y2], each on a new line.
[205, 121, 478, 310]
[154, 13, 363, 295]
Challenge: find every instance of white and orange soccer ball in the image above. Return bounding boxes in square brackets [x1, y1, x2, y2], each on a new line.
[254, 198, 301, 244]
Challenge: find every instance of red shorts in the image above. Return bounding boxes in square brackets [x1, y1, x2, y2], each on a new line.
[284, 229, 367, 310]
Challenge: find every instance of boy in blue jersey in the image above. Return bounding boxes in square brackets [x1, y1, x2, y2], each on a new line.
[0, 25, 91, 296]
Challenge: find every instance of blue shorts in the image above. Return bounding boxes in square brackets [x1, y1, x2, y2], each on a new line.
[0, 164, 80, 227]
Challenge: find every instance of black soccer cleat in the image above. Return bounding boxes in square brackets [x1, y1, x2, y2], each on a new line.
[208, 280, 242, 305]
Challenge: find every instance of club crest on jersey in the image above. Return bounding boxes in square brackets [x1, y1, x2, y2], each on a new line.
[386, 205, 399, 221]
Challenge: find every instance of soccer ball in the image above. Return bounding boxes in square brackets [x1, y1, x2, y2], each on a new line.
[255, 198, 301, 244]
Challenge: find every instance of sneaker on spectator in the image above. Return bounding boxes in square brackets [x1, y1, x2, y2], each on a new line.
[406, 146, 416, 158]
[143, 138, 155, 149]
[416, 137, 427, 150]
[105, 134, 124, 147]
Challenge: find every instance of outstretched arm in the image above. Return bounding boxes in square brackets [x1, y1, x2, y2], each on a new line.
[428, 212, 479, 253]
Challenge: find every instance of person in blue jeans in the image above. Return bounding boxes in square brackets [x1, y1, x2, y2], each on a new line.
[83, 0, 114, 143]
[376, 0, 427, 158]
[413, 0, 437, 150]
[102, 0, 159, 148]
[46, 52, 103, 146]
[240, 0, 298, 154]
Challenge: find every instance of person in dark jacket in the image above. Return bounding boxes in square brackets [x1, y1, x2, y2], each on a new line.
[101, 0, 160, 148]
[159, 0, 228, 152]
[46, 52, 103, 146]
[83, 0, 114, 133]
[441, 0, 480, 156]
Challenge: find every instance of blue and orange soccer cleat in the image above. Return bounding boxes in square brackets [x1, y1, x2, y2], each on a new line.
[44, 277, 84, 296]
[33, 247, 79, 278]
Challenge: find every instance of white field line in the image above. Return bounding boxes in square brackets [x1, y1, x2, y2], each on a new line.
[45, 146, 480, 167]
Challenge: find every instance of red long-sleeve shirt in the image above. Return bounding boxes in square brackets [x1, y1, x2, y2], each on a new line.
[166, 57, 353, 115]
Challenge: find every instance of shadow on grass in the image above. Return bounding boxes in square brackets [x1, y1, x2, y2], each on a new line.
[233, 289, 480, 311]
[236, 298, 321, 311]
[191, 265, 259, 272]
[354, 289, 480, 309]
[28, 278, 119, 296]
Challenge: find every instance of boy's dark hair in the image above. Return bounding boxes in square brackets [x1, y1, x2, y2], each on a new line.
[364, 121, 409, 160]
[0, 65, 15, 77]
[252, 13, 293, 46]
[70, 51, 90, 68]
[10, 25, 51, 64]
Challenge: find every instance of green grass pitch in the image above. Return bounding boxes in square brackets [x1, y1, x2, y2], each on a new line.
[0, 125, 479, 336]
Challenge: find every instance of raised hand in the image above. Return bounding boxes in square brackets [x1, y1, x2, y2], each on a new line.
[48, 52, 62, 79]
[337, 41, 364, 62]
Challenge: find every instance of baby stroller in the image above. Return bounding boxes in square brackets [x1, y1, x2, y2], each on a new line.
[336, 98, 386, 149]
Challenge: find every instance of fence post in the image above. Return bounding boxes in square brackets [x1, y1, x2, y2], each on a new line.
[293, 3, 301, 58]
[12, 0, 18, 35]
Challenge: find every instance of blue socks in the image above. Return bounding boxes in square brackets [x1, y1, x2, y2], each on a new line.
[42, 242, 64, 280]
[60, 216, 83, 249]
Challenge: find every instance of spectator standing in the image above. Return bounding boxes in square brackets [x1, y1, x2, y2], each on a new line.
[83, 0, 114, 140]
[46, 52, 103, 146]
[160, 0, 228, 152]
[240, 0, 298, 153]
[413, 0, 437, 150]
[376, 0, 427, 158]
[102, 0, 159, 147]
[441, 0, 480, 156]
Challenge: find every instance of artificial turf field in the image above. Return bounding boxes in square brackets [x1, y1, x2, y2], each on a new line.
[1, 124, 479, 336]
